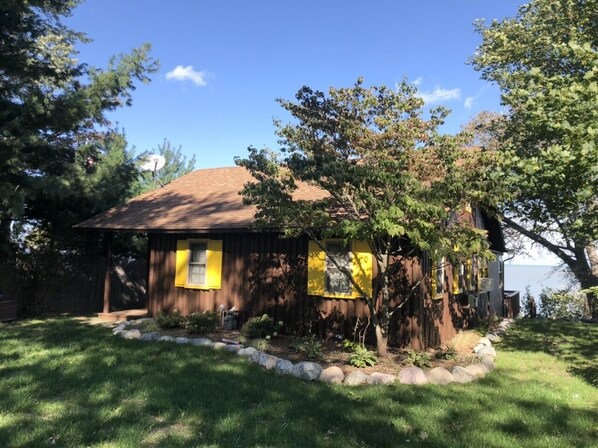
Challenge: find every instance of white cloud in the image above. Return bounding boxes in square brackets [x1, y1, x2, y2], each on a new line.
[412, 76, 423, 86]
[166, 65, 207, 86]
[417, 86, 461, 104]
[464, 96, 476, 109]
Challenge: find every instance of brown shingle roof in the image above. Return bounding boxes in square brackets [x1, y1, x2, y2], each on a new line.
[75, 166, 326, 232]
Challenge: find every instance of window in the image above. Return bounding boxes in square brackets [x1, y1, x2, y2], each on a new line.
[430, 257, 444, 300]
[175, 239, 223, 290]
[453, 262, 464, 295]
[325, 242, 352, 295]
[188, 242, 207, 286]
[307, 239, 372, 299]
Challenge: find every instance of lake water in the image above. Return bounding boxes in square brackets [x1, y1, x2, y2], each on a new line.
[504, 264, 574, 300]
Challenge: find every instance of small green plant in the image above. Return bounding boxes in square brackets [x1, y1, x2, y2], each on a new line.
[405, 350, 431, 368]
[349, 345, 377, 368]
[343, 340, 377, 368]
[290, 335, 323, 359]
[186, 311, 219, 334]
[241, 314, 282, 339]
[250, 338, 271, 351]
[155, 309, 186, 329]
[435, 344, 457, 361]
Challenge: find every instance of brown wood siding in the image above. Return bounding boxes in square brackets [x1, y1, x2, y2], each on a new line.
[148, 232, 477, 348]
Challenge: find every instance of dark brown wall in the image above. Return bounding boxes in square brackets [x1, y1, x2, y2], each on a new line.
[148, 232, 475, 348]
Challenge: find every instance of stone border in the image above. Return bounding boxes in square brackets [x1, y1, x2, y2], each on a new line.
[111, 318, 514, 386]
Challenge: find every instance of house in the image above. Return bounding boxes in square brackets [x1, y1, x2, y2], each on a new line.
[76, 166, 507, 348]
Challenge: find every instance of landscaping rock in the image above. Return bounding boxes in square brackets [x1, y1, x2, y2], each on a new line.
[452, 366, 477, 383]
[486, 332, 502, 343]
[367, 372, 397, 385]
[477, 337, 492, 347]
[319, 366, 345, 383]
[112, 325, 126, 335]
[477, 346, 497, 358]
[398, 367, 428, 385]
[175, 337, 190, 344]
[464, 363, 490, 378]
[291, 362, 323, 381]
[426, 367, 454, 385]
[158, 335, 174, 342]
[480, 355, 495, 371]
[473, 343, 487, 354]
[275, 359, 294, 375]
[212, 342, 227, 350]
[224, 344, 243, 353]
[249, 350, 263, 363]
[140, 332, 160, 342]
[137, 318, 154, 324]
[258, 353, 279, 370]
[343, 371, 369, 386]
[237, 347, 258, 357]
[190, 338, 213, 347]
[120, 329, 141, 340]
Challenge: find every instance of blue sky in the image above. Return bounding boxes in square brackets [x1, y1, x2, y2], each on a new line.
[66, 0, 524, 168]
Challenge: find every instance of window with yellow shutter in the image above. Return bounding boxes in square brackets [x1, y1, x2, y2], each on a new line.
[174, 239, 223, 290]
[307, 239, 372, 299]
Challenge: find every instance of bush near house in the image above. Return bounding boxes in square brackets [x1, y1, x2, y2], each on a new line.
[185, 311, 219, 334]
[539, 288, 589, 319]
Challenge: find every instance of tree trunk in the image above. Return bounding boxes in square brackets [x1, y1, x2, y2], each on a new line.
[375, 325, 388, 356]
[584, 243, 598, 319]
[365, 297, 388, 357]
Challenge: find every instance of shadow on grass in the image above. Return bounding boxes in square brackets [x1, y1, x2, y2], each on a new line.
[499, 319, 598, 387]
[0, 318, 596, 447]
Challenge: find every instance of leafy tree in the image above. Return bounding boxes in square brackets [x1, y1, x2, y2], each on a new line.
[236, 79, 507, 354]
[471, 0, 598, 317]
[0, 0, 158, 257]
[135, 139, 196, 194]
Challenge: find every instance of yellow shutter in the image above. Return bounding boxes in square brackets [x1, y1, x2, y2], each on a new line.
[453, 264, 460, 294]
[307, 240, 325, 295]
[465, 259, 472, 292]
[175, 240, 189, 287]
[351, 240, 372, 298]
[430, 259, 436, 299]
[207, 239, 223, 290]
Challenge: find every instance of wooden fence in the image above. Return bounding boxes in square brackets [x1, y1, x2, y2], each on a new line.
[0, 255, 146, 316]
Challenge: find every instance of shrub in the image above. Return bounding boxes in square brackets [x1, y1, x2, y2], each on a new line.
[250, 338, 271, 351]
[155, 310, 186, 329]
[539, 288, 589, 319]
[186, 311, 219, 334]
[343, 340, 377, 368]
[137, 319, 160, 332]
[290, 335, 323, 360]
[405, 350, 431, 368]
[241, 314, 282, 339]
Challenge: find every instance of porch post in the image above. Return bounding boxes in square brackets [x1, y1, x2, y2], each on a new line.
[103, 232, 113, 314]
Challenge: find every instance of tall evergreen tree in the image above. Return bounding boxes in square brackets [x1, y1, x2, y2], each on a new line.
[0, 0, 158, 256]
[135, 139, 196, 194]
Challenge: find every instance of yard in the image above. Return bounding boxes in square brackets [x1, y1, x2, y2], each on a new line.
[0, 318, 596, 448]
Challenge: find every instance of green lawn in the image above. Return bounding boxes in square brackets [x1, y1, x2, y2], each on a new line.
[0, 318, 596, 448]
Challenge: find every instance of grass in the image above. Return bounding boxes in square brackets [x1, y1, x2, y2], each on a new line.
[0, 318, 596, 448]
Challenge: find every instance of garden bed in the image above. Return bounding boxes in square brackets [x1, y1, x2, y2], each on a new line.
[134, 318, 482, 375]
